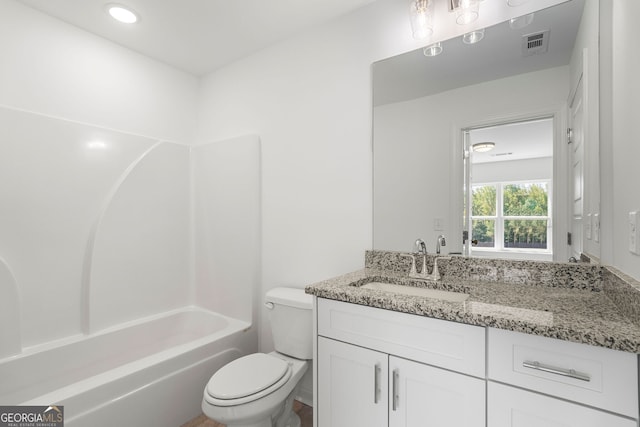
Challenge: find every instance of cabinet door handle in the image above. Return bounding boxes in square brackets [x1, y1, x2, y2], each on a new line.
[374, 363, 381, 404]
[522, 360, 591, 382]
[392, 369, 399, 411]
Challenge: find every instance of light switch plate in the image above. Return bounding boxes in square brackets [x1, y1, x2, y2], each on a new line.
[586, 213, 592, 240]
[630, 211, 640, 255]
[594, 213, 600, 243]
[433, 218, 443, 231]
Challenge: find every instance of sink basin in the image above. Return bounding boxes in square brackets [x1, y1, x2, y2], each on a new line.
[361, 282, 469, 303]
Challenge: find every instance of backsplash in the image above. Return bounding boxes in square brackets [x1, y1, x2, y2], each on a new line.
[365, 250, 603, 291]
[603, 267, 640, 325]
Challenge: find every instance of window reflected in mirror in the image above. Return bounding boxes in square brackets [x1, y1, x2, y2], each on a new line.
[466, 118, 553, 260]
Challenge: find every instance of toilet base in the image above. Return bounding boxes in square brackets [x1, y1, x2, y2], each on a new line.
[273, 388, 300, 427]
[280, 412, 300, 427]
[209, 403, 299, 427]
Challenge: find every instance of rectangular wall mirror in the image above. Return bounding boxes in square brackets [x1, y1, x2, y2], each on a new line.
[372, 0, 594, 261]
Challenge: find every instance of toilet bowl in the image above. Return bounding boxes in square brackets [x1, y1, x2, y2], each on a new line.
[203, 352, 307, 427]
[202, 287, 313, 427]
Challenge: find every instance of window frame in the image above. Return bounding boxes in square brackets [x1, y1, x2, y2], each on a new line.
[471, 179, 552, 255]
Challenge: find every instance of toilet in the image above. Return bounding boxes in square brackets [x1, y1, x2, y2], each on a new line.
[202, 287, 313, 427]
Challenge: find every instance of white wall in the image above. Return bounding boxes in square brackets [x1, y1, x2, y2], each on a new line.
[373, 66, 569, 254]
[4, 0, 639, 359]
[473, 157, 553, 184]
[0, 0, 198, 351]
[605, 0, 640, 279]
[569, 0, 601, 260]
[192, 135, 261, 325]
[197, 8, 376, 351]
[0, 0, 260, 357]
[0, 0, 198, 143]
[196, 0, 578, 350]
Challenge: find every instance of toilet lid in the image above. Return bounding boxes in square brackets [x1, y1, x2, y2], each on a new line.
[206, 353, 290, 401]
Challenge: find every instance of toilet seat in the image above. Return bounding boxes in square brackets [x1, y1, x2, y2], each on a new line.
[204, 353, 292, 407]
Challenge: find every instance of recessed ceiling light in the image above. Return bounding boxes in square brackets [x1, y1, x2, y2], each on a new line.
[106, 4, 139, 24]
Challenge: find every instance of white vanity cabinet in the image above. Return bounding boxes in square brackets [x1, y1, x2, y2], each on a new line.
[316, 298, 486, 427]
[314, 297, 640, 427]
[388, 355, 485, 427]
[487, 328, 639, 427]
[488, 382, 636, 427]
[317, 337, 388, 427]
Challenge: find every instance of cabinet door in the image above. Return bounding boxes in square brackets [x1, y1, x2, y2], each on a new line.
[389, 356, 485, 427]
[488, 382, 637, 427]
[317, 337, 388, 427]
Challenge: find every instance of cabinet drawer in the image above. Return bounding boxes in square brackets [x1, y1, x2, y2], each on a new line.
[317, 298, 485, 377]
[488, 328, 638, 418]
[488, 382, 637, 427]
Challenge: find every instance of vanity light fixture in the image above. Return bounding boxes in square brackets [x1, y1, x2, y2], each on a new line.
[410, 0, 481, 40]
[409, 0, 434, 39]
[453, 0, 480, 25]
[423, 42, 443, 57]
[106, 4, 139, 24]
[472, 142, 496, 152]
[462, 28, 485, 44]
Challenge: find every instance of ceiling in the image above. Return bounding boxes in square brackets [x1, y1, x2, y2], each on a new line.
[373, 0, 584, 106]
[470, 118, 553, 164]
[16, 0, 377, 76]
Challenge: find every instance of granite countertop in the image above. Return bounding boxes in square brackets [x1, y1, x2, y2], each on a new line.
[305, 268, 640, 354]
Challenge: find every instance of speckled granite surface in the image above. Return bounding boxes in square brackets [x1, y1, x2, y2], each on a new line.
[604, 267, 640, 326]
[365, 250, 603, 290]
[306, 252, 640, 353]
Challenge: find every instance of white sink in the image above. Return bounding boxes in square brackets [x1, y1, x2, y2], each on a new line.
[361, 282, 469, 303]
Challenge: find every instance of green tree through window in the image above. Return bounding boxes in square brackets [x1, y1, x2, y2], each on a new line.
[471, 182, 550, 251]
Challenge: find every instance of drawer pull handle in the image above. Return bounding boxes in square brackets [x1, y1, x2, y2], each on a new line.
[392, 369, 399, 411]
[374, 363, 381, 404]
[522, 360, 591, 382]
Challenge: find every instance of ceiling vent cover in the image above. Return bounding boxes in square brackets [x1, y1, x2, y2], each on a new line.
[522, 30, 550, 56]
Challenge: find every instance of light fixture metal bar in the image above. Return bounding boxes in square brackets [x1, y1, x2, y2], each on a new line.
[449, 0, 462, 12]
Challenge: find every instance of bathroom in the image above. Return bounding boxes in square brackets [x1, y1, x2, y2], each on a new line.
[0, 0, 639, 426]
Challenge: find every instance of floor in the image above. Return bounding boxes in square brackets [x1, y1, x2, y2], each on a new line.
[180, 401, 313, 427]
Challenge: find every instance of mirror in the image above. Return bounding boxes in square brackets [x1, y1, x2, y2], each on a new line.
[372, 0, 587, 260]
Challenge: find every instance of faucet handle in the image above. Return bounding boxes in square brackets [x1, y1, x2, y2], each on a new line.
[400, 253, 417, 276]
[430, 256, 452, 281]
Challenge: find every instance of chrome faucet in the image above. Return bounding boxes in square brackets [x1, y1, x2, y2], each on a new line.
[413, 238, 428, 276]
[436, 235, 446, 254]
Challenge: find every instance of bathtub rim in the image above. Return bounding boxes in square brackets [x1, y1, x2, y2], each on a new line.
[0, 305, 250, 365]
[1, 305, 252, 407]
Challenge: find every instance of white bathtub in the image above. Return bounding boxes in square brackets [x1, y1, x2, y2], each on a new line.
[0, 307, 255, 427]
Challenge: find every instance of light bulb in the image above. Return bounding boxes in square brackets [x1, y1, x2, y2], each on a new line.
[456, 0, 479, 25]
[409, 0, 434, 39]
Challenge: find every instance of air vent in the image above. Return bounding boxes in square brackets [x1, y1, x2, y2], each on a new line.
[522, 30, 549, 56]
[491, 152, 513, 157]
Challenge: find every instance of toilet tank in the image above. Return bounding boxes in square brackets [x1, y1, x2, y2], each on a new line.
[265, 287, 313, 359]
